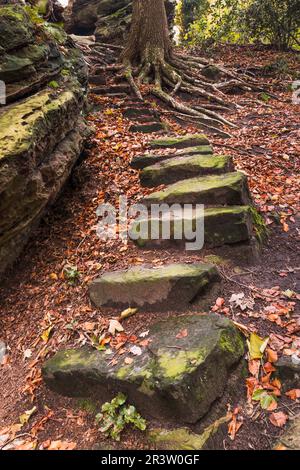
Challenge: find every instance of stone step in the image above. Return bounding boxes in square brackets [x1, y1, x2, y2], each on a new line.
[131, 145, 213, 170]
[134, 115, 161, 124]
[91, 84, 131, 96]
[140, 154, 234, 187]
[129, 122, 166, 134]
[149, 134, 210, 149]
[89, 263, 219, 310]
[129, 205, 254, 249]
[88, 75, 107, 86]
[123, 107, 159, 119]
[42, 314, 244, 423]
[143, 172, 251, 207]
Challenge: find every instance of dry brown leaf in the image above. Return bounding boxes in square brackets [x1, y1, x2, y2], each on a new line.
[269, 411, 288, 428]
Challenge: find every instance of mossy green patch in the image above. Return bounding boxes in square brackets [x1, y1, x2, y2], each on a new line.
[250, 207, 268, 243]
[0, 89, 75, 160]
[143, 172, 248, 206]
[157, 348, 206, 380]
[149, 134, 209, 149]
[148, 414, 230, 450]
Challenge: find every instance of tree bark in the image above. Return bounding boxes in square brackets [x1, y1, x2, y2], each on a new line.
[121, 0, 172, 65]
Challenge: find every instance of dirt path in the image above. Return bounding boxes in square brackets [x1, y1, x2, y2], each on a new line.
[0, 46, 299, 451]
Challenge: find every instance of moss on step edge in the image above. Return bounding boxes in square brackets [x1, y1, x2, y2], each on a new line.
[148, 414, 230, 450]
[250, 207, 268, 243]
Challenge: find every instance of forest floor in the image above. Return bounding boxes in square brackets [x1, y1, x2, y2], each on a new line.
[0, 45, 299, 451]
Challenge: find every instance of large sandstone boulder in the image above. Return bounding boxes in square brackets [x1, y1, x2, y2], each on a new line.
[65, 0, 176, 43]
[0, 5, 88, 279]
[43, 314, 244, 423]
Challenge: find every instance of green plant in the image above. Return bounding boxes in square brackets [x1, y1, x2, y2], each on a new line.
[63, 265, 80, 285]
[24, 5, 45, 25]
[48, 80, 59, 89]
[95, 393, 147, 441]
[241, 0, 300, 50]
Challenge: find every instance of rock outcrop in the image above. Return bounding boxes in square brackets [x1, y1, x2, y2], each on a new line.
[0, 5, 88, 279]
[65, 0, 176, 43]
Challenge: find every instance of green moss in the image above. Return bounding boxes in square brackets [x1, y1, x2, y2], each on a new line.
[48, 80, 59, 89]
[149, 134, 209, 149]
[203, 255, 227, 266]
[45, 349, 95, 371]
[44, 23, 67, 44]
[157, 348, 206, 380]
[0, 6, 24, 21]
[148, 414, 230, 450]
[219, 330, 244, 356]
[143, 172, 246, 204]
[250, 207, 268, 243]
[77, 398, 97, 414]
[0, 89, 75, 160]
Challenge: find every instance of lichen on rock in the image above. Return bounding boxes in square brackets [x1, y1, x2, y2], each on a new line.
[43, 314, 245, 423]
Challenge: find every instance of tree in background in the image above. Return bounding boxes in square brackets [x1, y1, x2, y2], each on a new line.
[182, 0, 300, 51]
[118, 0, 265, 132]
[242, 0, 300, 50]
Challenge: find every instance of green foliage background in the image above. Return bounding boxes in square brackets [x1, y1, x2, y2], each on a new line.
[177, 0, 300, 50]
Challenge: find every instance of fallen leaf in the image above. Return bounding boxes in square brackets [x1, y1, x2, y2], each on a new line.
[129, 345, 142, 356]
[23, 349, 32, 359]
[41, 326, 53, 343]
[285, 389, 300, 400]
[228, 407, 243, 440]
[108, 319, 124, 336]
[19, 406, 37, 426]
[269, 411, 288, 428]
[120, 308, 138, 319]
[248, 359, 260, 378]
[266, 348, 278, 363]
[176, 328, 188, 339]
[230, 292, 255, 311]
[124, 357, 133, 365]
[248, 333, 269, 359]
[48, 440, 77, 450]
[81, 322, 96, 332]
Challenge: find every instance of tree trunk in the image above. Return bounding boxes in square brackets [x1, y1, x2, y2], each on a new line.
[121, 0, 172, 66]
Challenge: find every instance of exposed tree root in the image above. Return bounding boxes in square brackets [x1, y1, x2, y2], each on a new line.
[87, 40, 276, 131]
[116, 52, 252, 132]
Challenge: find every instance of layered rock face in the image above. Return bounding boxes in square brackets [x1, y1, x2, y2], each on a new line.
[0, 5, 88, 279]
[65, 0, 176, 43]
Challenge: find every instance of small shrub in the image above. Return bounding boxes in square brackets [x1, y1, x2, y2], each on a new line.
[96, 393, 147, 441]
[63, 265, 80, 285]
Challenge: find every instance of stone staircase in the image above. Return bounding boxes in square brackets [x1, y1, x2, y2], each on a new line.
[88, 71, 167, 133]
[129, 135, 256, 254]
[43, 133, 262, 438]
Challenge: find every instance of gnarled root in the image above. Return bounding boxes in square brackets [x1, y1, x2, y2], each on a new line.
[118, 51, 274, 132]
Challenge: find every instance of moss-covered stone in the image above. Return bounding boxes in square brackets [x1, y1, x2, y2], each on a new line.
[89, 262, 220, 310]
[140, 154, 233, 187]
[131, 145, 213, 170]
[0, 5, 88, 281]
[142, 172, 251, 206]
[0, 89, 79, 162]
[0, 6, 34, 52]
[129, 205, 254, 249]
[149, 134, 210, 149]
[149, 414, 230, 450]
[129, 122, 167, 134]
[43, 314, 244, 423]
